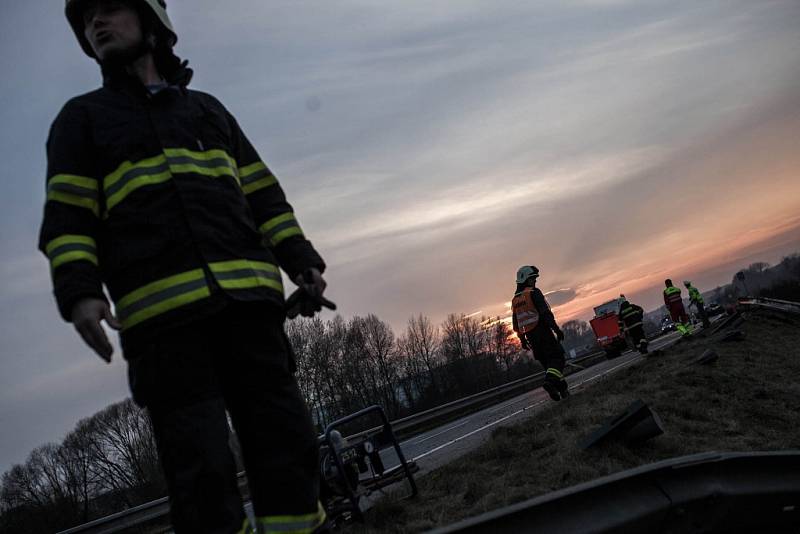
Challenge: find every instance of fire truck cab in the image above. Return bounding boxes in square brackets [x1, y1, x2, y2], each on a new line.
[590, 297, 628, 359]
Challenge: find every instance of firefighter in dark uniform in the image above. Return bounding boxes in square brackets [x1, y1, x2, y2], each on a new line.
[38, 1, 328, 532]
[618, 299, 648, 354]
[512, 266, 569, 401]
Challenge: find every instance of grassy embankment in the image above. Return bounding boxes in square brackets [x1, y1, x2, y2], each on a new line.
[353, 309, 800, 533]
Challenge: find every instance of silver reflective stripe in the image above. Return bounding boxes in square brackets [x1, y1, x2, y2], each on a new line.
[259, 517, 321, 533]
[106, 162, 169, 197]
[48, 182, 97, 199]
[213, 267, 282, 283]
[117, 277, 208, 321]
[241, 167, 272, 187]
[262, 220, 299, 242]
[105, 160, 170, 197]
[47, 242, 96, 259]
[166, 154, 235, 170]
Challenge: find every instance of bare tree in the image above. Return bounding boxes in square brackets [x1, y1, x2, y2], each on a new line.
[360, 314, 401, 417]
[84, 400, 161, 505]
[402, 314, 441, 398]
[488, 318, 517, 376]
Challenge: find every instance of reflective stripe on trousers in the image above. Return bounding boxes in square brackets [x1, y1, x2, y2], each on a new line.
[546, 367, 564, 379]
[239, 502, 327, 534]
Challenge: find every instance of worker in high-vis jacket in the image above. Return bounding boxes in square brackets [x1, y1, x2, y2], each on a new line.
[38, 1, 328, 532]
[684, 281, 710, 328]
[618, 299, 648, 354]
[663, 279, 691, 336]
[512, 266, 569, 401]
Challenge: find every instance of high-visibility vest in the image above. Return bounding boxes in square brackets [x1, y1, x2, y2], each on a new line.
[512, 288, 540, 334]
[664, 286, 682, 304]
[688, 286, 703, 304]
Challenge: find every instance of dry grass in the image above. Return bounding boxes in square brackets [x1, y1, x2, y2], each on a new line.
[349, 310, 800, 533]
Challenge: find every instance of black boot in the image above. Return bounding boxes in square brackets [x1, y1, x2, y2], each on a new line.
[558, 379, 570, 398]
[543, 378, 561, 401]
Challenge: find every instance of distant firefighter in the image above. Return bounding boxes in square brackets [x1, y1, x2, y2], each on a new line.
[512, 266, 569, 401]
[618, 299, 648, 354]
[684, 281, 711, 328]
[663, 279, 692, 336]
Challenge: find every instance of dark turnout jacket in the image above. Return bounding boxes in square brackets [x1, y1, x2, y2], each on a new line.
[512, 285, 564, 356]
[38, 65, 324, 351]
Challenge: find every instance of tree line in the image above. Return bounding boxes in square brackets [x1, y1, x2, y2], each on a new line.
[2, 311, 559, 532]
[18, 251, 795, 533]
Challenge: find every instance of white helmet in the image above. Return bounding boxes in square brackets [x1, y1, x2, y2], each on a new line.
[66, 0, 177, 58]
[516, 265, 539, 284]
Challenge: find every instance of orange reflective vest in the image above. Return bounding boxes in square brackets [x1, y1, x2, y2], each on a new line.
[512, 288, 540, 334]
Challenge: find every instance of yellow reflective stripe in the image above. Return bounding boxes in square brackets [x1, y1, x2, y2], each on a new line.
[47, 191, 100, 216]
[271, 227, 304, 246]
[47, 174, 100, 216]
[164, 147, 236, 164]
[164, 147, 238, 181]
[239, 161, 277, 195]
[48, 174, 96, 191]
[546, 368, 563, 378]
[104, 153, 171, 213]
[45, 234, 98, 270]
[116, 269, 210, 330]
[209, 259, 280, 274]
[209, 259, 283, 293]
[239, 161, 266, 178]
[103, 149, 239, 214]
[259, 213, 295, 233]
[106, 170, 171, 213]
[256, 502, 326, 534]
[104, 153, 168, 190]
[238, 518, 255, 534]
[259, 213, 304, 247]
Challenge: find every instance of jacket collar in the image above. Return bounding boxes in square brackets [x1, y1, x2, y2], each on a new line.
[102, 60, 193, 97]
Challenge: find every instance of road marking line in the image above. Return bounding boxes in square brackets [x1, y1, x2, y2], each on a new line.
[406, 419, 475, 446]
[408, 331, 683, 464]
[412, 399, 549, 462]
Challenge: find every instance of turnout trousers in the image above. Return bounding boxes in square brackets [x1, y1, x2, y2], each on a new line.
[627, 325, 648, 352]
[667, 301, 692, 336]
[524, 328, 568, 399]
[695, 301, 711, 328]
[126, 301, 324, 534]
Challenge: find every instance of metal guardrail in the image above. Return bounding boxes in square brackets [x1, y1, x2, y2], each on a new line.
[56, 344, 643, 533]
[57, 497, 169, 534]
[429, 450, 800, 533]
[56, 350, 609, 534]
[738, 296, 800, 315]
[349, 349, 608, 442]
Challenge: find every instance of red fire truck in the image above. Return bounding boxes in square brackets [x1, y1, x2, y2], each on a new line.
[589, 297, 628, 359]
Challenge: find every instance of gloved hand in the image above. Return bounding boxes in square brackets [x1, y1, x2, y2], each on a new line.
[554, 327, 565, 342]
[285, 268, 336, 319]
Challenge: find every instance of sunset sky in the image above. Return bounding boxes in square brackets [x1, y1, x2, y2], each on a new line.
[1, 0, 799, 472]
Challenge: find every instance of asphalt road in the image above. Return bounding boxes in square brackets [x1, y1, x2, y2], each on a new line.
[377, 329, 683, 476]
[244, 329, 686, 527]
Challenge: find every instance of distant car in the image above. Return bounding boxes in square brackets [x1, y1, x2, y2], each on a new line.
[660, 317, 676, 334]
[706, 302, 724, 317]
